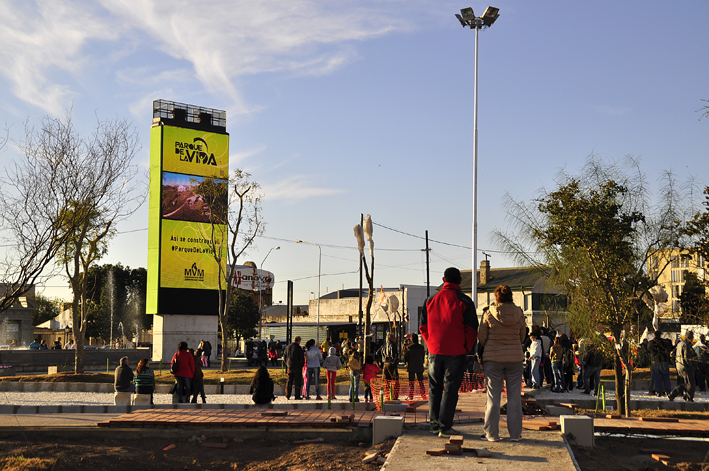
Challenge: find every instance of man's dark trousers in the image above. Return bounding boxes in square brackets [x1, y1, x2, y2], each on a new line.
[286, 369, 303, 399]
[428, 353, 466, 432]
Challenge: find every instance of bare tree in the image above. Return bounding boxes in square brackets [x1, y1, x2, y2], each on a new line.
[12, 111, 144, 373]
[198, 169, 263, 372]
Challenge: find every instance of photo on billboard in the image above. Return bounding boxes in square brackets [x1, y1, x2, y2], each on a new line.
[161, 172, 227, 223]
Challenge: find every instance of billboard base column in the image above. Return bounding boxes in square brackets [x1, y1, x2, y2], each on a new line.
[152, 314, 218, 365]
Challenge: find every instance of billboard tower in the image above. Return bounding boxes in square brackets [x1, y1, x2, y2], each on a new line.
[147, 100, 228, 362]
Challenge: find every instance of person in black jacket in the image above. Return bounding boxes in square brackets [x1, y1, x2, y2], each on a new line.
[405, 333, 426, 399]
[283, 336, 305, 400]
[249, 366, 275, 404]
[114, 356, 135, 393]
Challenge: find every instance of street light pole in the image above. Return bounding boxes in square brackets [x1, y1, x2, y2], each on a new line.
[296, 239, 322, 344]
[258, 246, 280, 339]
[455, 6, 499, 304]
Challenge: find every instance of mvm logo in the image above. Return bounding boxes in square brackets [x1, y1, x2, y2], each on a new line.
[184, 263, 204, 282]
[175, 137, 218, 166]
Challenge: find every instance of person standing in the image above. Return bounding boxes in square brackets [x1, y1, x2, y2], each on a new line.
[53, 337, 63, 350]
[668, 331, 697, 402]
[379, 333, 400, 383]
[283, 336, 305, 400]
[304, 339, 323, 400]
[190, 348, 206, 403]
[404, 333, 426, 399]
[478, 285, 525, 442]
[322, 346, 342, 400]
[134, 358, 155, 404]
[648, 330, 672, 396]
[114, 356, 135, 393]
[171, 341, 195, 403]
[348, 342, 363, 402]
[527, 331, 543, 389]
[420, 267, 478, 438]
[694, 334, 708, 393]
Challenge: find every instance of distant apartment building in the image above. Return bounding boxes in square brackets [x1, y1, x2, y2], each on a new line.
[648, 249, 708, 317]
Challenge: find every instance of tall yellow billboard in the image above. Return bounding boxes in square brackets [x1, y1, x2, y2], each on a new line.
[147, 101, 228, 316]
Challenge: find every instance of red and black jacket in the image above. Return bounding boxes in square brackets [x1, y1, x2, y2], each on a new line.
[419, 282, 478, 356]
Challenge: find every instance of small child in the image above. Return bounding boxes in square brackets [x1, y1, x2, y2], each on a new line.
[322, 346, 342, 399]
[362, 355, 381, 403]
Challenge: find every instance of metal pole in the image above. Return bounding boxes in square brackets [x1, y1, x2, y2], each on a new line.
[425, 230, 430, 297]
[317, 245, 321, 344]
[358, 213, 363, 338]
[472, 21, 480, 305]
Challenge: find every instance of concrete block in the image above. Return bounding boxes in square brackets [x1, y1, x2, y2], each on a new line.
[114, 391, 132, 406]
[546, 405, 574, 416]
[382, 403, 409, 413]
[61, 406, 83, 414]
[53, 382, 67, 392]
[48, 366, 59, 374]
[38, 406, 59, 414]
[561, 415, 594, 447]
[133, 394, 152, 405]
[39, 382, 52, 392]
[372, 416, 404, 446]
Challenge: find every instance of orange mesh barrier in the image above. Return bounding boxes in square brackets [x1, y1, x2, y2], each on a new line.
[369, 372, 485, 411]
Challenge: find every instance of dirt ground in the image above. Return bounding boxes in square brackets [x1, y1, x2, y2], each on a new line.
[0, 435, 396, 471]
[570, 435, 709, 471]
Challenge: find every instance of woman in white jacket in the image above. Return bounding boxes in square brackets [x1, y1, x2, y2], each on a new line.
[304, 339, 323, 400]
[527, 331, 543, 389]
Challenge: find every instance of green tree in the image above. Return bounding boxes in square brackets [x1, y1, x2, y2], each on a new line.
[32, 294, 61, 326]
[227, 289, 260, 342]
[198, 169, 264, 372]
[495, 156, 692, 416]
[679, 272, 709, 325]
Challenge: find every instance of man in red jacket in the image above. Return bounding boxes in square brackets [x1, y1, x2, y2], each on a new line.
[420, 267, 478, 437]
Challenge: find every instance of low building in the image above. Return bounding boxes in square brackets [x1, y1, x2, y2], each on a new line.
[648, 248, 708, 317]
[0, 285, 36, 349]
[458, 261, 569, 333]
[261, 285, 430, 346]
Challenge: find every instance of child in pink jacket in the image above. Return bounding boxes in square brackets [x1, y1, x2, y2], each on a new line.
[362, 355, 381, 403]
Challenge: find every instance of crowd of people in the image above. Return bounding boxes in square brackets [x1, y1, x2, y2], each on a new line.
[107, 268, 708, 444]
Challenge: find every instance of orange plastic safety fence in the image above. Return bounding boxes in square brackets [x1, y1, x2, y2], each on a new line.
[369, 372, 485, 411]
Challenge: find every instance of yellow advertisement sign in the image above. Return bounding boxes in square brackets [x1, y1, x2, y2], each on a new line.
[162, 126, 229, 178]
[160, 219, 227, 290]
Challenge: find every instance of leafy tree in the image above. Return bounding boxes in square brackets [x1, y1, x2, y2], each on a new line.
[227, 289, 260, 342]
[198, 169, 264, 371]
[32, 294, 61, 326]
[679, 272, 709, 325]
[495, 156, 693, 416]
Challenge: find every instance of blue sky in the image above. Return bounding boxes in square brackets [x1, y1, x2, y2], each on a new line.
[1, 1, 707, 307]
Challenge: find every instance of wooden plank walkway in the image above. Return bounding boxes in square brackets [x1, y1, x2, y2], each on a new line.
[96, 389, 709, 437]
[97, 395, 485, 429]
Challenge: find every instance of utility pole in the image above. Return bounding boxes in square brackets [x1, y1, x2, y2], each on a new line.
[423, 230, 431, 297]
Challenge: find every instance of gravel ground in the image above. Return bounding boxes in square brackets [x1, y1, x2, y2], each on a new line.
[0, 391, 361, 406]
[530, 386, 709, 403]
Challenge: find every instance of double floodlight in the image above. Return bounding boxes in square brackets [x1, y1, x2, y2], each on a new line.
[455, 6, 500, 29]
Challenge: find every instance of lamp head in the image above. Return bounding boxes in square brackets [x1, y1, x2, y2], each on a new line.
[482, 6, 500, 26]
[455, 13, 467, 27]
[295, 240, 303, 243]
[460, 7, 475, 21]
[274, 246, 280, 250]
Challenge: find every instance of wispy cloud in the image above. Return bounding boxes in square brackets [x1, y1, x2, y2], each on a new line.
[0, 1, 119, 116]
[0, 0, 414, 116]
[261, 175, 344, 202]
